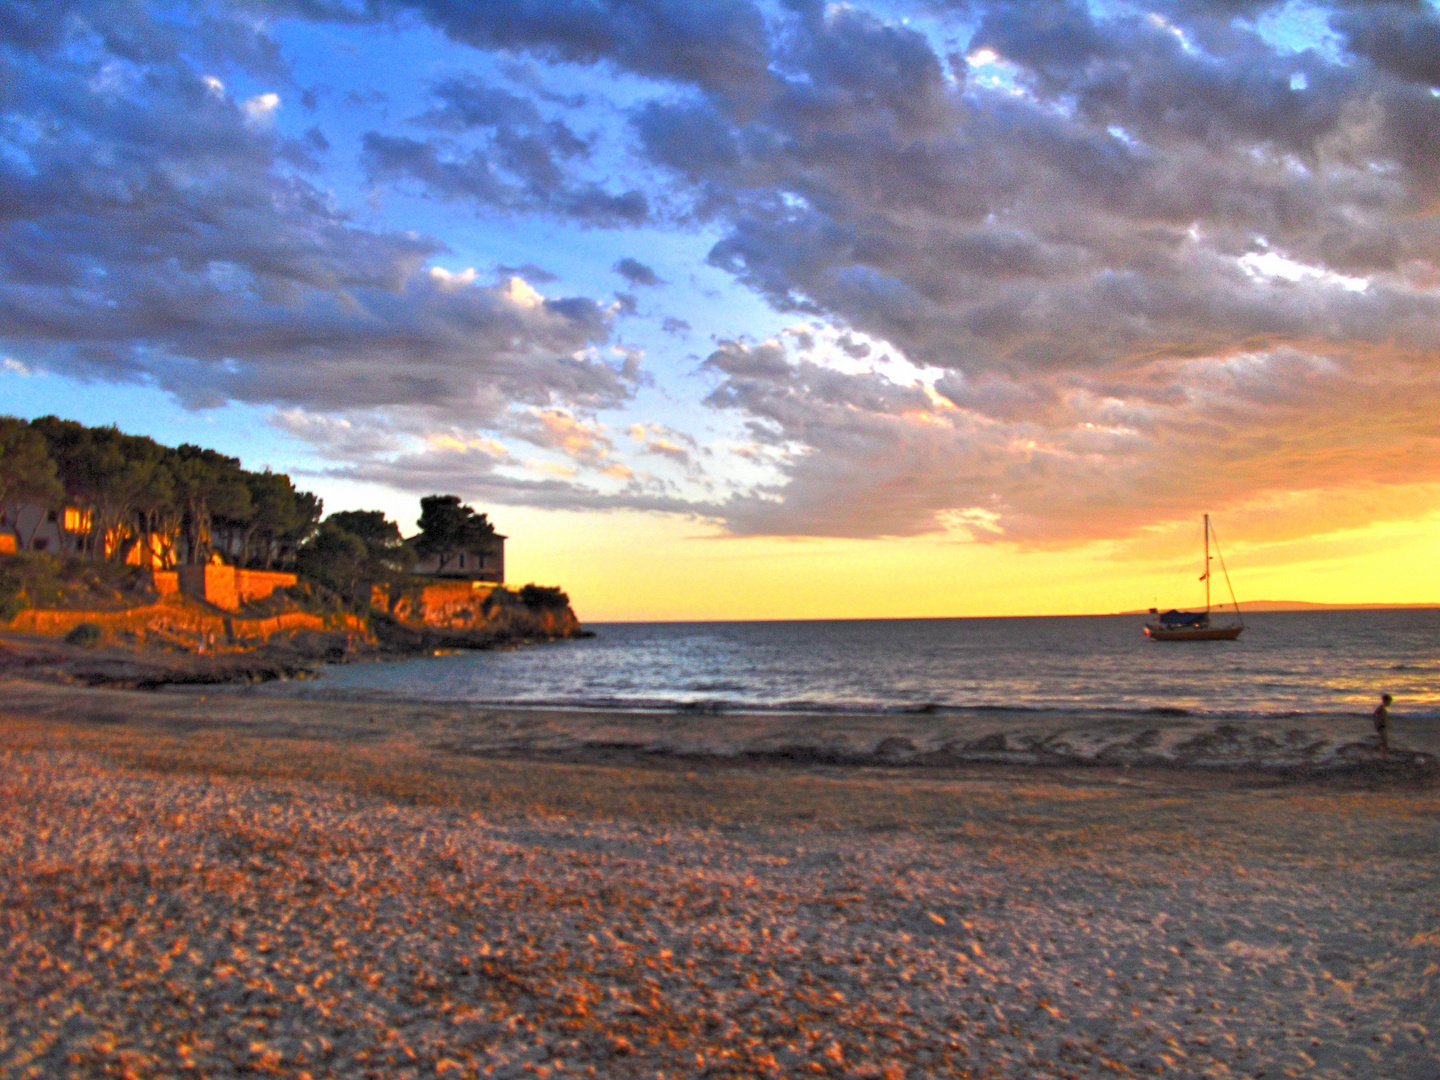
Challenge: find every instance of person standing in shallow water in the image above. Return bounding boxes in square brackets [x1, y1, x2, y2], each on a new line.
[1372, 694, 1392, 757]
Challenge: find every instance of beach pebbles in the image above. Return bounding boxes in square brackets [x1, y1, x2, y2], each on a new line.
[0, 749, 1436, 1078]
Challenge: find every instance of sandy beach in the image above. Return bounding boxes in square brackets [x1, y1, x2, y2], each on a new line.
[1, 682, 1437, 1078]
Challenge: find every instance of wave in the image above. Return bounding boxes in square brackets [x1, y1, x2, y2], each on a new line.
[246, 680, 1440, 722]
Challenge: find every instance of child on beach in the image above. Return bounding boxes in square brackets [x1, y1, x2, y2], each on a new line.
[1372, 693, 1392, 757]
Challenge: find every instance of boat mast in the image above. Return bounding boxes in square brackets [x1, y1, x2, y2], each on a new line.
[1204, 513, 1211, 615]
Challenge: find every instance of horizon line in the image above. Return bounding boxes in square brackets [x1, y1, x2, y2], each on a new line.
[584, 601, 1440, 624]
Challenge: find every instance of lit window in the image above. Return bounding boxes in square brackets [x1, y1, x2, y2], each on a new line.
[63, 507, 92, 533]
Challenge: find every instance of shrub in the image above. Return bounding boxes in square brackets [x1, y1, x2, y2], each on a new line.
[0, 552, 63, 621]
[64, 622, 103, 647]
[519, 584, 570, 611]
[0, 553, 158, 620]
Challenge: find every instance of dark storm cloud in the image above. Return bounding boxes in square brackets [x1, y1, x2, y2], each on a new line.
[1333, 2, 1440, 89]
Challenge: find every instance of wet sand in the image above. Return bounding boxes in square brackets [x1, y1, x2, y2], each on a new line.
[1, 682, 1437, 1078]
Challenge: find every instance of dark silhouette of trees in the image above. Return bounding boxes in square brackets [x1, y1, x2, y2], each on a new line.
[0, 417, 62, 511]
[295, 524, 369, 602]
[414, 495, 497, 574]
[297, 510, 413, 608]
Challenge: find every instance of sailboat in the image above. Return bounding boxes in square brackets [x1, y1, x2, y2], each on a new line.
[1144, 514, 1244, 641]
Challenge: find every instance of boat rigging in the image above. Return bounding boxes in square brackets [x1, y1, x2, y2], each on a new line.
[1144, 514, 1244, 641]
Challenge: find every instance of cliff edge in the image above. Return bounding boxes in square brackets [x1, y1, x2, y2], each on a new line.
[371, 579, 585, 650]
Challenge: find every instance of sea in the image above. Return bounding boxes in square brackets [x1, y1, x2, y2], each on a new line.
[265, 608, 1440, 721]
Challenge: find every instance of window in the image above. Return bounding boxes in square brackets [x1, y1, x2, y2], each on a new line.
[458, 553, 465, 568]
[31, 538, 48, 551]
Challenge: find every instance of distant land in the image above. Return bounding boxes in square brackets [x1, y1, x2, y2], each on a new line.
[1119, 601, 1440, 614]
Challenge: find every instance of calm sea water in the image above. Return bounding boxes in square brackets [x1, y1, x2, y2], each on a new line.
[268, 609, 1440, 720]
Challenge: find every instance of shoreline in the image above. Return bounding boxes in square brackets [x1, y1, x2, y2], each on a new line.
[6, 677, 1437, 779]
[235, 679, 1440, 724]
[0, 624, 579, 690]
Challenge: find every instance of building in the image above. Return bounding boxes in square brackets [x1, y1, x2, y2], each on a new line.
[0, 502, 174, 564]
[409, 534, 506, 583]
[0, 503, 93, 556]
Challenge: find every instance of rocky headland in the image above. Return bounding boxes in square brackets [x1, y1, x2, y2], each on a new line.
[0, 556, 587, 688]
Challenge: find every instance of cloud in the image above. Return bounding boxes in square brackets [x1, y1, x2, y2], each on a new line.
[701, 337, 1440, 543]
[362, 130, 650, 226]
[1332, 3, 1440, 90]
[614, 257, 662, 286]
[8, 0, 1440, 546]
[242, 91, 281, 124]
[643, 437, 691, 464]
[372, 0, 772, 104]
[508, 408, 614, 464]
[319, 439, 708, 518]
[0, 12, 639, 437]
[497, 262, 559, 283]
[616, 0, 1440, 369]
[616, 0, 1440, 539]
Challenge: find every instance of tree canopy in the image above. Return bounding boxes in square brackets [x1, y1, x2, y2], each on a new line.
[1, 419, 515, 611]
[414, 495, 497, 573]
[296, 509, 415, 609]
[2, 415, 321, 566]
[0, 417, 62, 509]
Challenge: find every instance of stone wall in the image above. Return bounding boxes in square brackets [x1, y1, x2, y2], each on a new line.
[173, 565, 296, 612]
[9, 599, 365, 648]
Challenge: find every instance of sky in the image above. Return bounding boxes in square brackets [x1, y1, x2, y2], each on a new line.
[3, 0, 1440, 620]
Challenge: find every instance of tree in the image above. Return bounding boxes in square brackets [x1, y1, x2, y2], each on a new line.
[328, 510, 412, 568]
[277, 490, 323, 568]
[29, 417, 156, 560]
[131, 452, 181, 569]
[414, 495, 496, 574]
[170, 445, 251, 564]
[11, 416, 322, 570]
[295, 524, 368, 602]
[229, 470, 320, 568]
[0, 417, 62, 512]
[327, 510, 401, 551]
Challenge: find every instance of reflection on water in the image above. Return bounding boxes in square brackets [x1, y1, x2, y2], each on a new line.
[267, 609, 1440, 718]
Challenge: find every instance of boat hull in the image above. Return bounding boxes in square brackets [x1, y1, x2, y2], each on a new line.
[1144, 625, 1243, 641]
